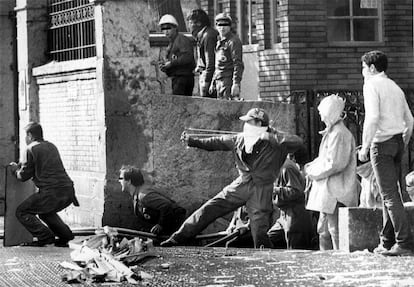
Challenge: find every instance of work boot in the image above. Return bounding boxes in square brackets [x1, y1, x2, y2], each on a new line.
[55, 234, 75, 247]
[54, 239, 70, 247]
[373, 244, 391, 254]
[382, 244, 413, 256]
[160, 237, 178, 247]
[20, 237, 55, 247]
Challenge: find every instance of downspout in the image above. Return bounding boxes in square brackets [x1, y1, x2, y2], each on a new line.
[9, 10, 19, 162]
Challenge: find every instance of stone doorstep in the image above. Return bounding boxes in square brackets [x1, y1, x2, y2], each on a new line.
[339, 203, 414, 252]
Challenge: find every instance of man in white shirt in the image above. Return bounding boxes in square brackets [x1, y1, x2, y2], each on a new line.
[358, 50, 414, 256]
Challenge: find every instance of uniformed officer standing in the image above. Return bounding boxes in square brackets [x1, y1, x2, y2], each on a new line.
[158, 14, 195, 96]
[210, 13, 244, 100]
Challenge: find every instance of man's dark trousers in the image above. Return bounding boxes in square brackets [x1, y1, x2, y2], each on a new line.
[16, 186, 75, 242]
[371, 134, 413, 249]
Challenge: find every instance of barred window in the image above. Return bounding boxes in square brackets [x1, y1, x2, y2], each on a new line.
[238, 0, 258, 45]
[271, 0, 281, 45]
[327, 0, 382, 43]
[48, 0, 96, 61]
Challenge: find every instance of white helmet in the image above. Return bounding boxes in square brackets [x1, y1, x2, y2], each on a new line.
[159, 14, 179, 27]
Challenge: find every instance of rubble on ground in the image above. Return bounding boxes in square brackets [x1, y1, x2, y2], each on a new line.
[60, 226, 156, 284]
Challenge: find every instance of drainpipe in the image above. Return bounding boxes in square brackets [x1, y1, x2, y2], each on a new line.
[9, 10, 19, 162]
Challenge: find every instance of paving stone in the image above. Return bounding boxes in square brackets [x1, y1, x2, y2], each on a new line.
[339, 204, 414, 252]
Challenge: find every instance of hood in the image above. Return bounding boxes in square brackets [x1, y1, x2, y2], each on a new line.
[318, 94, 345, 132]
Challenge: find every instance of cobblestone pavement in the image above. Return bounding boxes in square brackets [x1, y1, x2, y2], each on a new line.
[1, 243, 414, 287]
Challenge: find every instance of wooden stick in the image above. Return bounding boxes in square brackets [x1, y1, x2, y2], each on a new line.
[204, 230, 240, 247]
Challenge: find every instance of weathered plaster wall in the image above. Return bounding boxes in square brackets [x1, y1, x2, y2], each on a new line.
[105, 94, 296, 233]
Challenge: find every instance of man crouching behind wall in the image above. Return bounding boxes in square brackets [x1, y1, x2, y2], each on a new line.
[119, 165, 187, 237]
[9, 122, 79, 247]
[305, 94, 359, 250]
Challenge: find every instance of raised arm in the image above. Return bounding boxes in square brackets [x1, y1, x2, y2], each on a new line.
[181, 131, 236, 151]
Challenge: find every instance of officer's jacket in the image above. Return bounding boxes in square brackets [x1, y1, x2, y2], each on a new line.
[213, 32, 244, 84]
[165, 33, 195, 76]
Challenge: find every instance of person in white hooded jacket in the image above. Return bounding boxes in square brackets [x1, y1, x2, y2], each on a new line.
[305, 94, 358, 250]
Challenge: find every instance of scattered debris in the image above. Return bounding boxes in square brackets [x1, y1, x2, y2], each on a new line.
[160, 262, 171, 269]
[60, 226, 157, 284]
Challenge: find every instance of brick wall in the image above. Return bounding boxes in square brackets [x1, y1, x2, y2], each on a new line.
[256, 0, 413, 98]
[287, 0, 413, 92]
[33, 59, 105, 228]
[258, 0, 291, 100]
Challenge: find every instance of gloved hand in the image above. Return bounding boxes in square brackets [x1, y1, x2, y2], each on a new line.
[150, 224, 163, 235]
[231, 83, 240, 98]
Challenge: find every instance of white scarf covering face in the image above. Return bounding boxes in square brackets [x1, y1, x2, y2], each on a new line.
[243, 123, 268, 154]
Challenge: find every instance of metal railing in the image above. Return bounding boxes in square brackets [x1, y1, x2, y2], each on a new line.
[48, 0, 96, 61]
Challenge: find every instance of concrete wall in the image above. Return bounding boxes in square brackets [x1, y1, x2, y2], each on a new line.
[104, 95, 296, 232]
[0, 0, 17, 214]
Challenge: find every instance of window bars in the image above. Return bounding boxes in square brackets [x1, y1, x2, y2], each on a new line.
[48, 0, 96, 61]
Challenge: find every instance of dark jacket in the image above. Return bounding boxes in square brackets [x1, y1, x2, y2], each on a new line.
[134, 188, 186, 232]
[195, 26, 218, 83]
[165, 33, 196, 77]
[273, 158, 313, 233]
[17, 140, 73, 190]
[214, 32, 244, 84]
[188, 128, 303, 185]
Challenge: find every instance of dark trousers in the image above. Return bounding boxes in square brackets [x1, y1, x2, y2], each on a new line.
[163, 207, 187, 236]
[199, 71, 216, 98]
[172, 75, 194, 96]
[371, 134, 413, 249]
[267, 221, 313, 250]
[16, 186, 75, 242]
[171, 178, 274, 248]
[215, 76, 234, 100]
